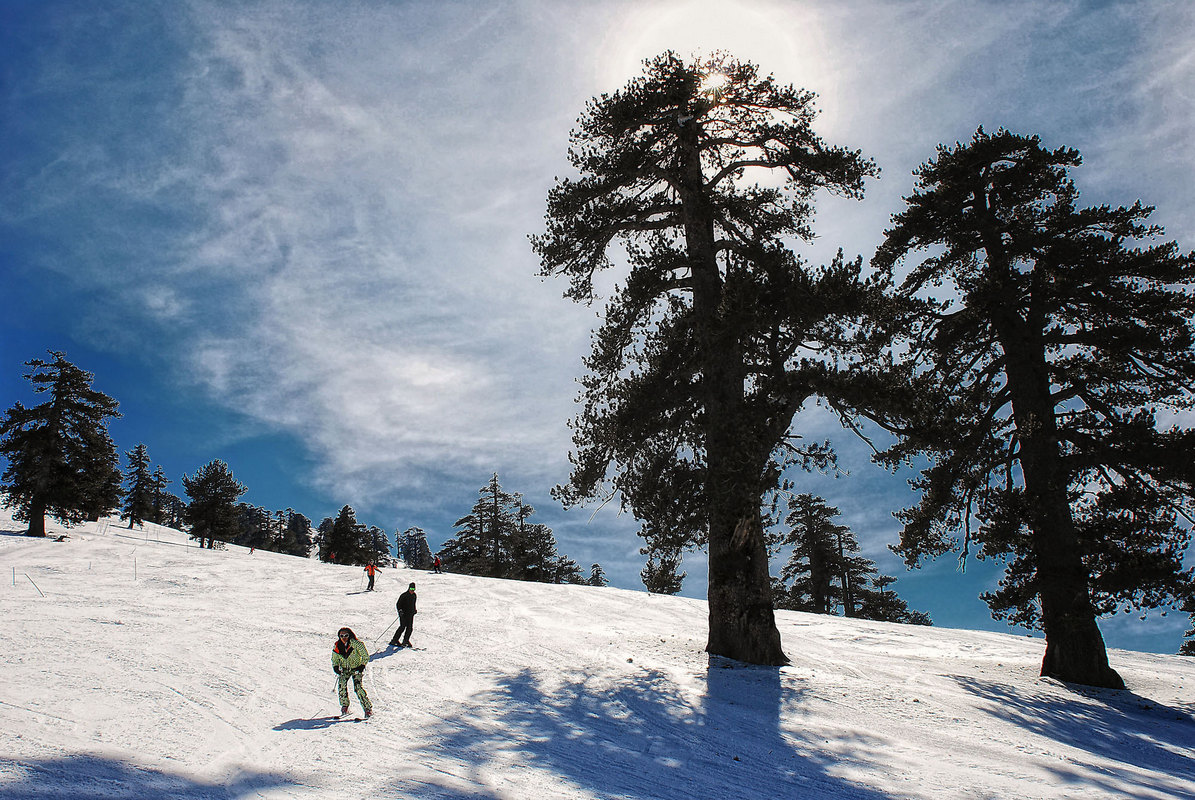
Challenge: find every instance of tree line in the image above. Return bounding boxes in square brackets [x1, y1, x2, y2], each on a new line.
[0, 362, 600, 585]
[534, 50, 1195, 686]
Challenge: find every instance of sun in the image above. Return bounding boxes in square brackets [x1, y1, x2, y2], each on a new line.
[597, 0, 839, 125]
[698, 71, 731, 97]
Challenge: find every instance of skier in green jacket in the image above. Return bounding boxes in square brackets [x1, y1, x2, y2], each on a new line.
[331, 627, 373, 717]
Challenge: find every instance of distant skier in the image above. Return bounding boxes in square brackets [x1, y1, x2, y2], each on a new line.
[389, 583, 417, 647]
[332, 627, 373, 718]
[364, 562, 378, 591]
[431, 555, 442, 574]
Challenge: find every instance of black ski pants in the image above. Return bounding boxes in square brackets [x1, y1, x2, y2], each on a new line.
[391, 611, 414, 645]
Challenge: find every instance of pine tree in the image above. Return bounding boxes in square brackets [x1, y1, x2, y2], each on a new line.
[323, 505, 372, 566]
[150, 466, 170, 525]
[641, 544, 685, 595]
[770, 493, 926, 623]
[438, 511, 488, 574]
[553, 555, 586, 585]
[399, 526, 433, 569]
[231, 503, 272, 550]
[182, 460, 247, 549]
[315, 516, 335, 561]
[0, 352, 122, 536]
[282, 510, 314, 557]
[774, 494, 851, 614]
[365, 525, 394, 567]
[1181, 595, 1195, 656]
[508, 521, 560, 582]
[533, 52, 878, 665]
[856, 575, 932, 626]
[121, 444, 155, 529]
[442, 475, 519, 577]
[587, 563, 609, 587]
[871, 128, 1195, 688]
[438, 475, 580, 584]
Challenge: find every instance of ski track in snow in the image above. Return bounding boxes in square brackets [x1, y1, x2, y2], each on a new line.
[1, 511, 1193, 799]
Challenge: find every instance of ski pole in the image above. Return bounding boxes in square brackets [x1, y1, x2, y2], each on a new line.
[371, 615, 400, 647]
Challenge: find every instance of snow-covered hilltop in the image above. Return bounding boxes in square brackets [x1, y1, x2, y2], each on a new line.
[2, 510, 1192, 799]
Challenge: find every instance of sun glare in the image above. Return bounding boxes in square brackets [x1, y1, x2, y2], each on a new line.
[598, 0, 838, 127]
[699, 72, 731, 96]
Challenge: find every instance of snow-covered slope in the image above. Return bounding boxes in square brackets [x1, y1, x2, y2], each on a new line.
[1, 510, 1192, 799]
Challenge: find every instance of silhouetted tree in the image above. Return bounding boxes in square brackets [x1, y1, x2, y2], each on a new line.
[871, 128, 1195, 687]
[534, 52, 878, 664]
[366, 525, 395, 567]
[121, 444, 155, 528]
[399, 526, 433, 569]
[0, 352, 122, 536]
[438, 474, 582, 584]
[282, 510, 313, 557]
[770, 493, 927, 624]
[182, 460, 247, 549]
[322, 505, 372, 566]
[1181, 595, 1195, 656]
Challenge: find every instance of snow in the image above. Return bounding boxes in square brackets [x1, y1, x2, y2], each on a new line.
[1, 510, 1192, 799]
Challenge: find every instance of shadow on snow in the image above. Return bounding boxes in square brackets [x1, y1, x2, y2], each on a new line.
[953, 676, 1194, 797]
[273, 715, 362, 730]
[416, 656, 897, 800]
[0, 754, 295, 799]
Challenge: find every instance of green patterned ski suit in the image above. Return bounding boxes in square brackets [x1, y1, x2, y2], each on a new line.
[332, 637, 372, 714]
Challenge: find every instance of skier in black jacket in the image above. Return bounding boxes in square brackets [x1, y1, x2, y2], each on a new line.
[389, 582, 417, 647]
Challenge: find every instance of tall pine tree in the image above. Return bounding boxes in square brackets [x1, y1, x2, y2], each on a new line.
[0, 352, 122, 536]
[871, 128, 1195, 687]
[533, 52, 878, 664]
[282, 510, 314, 557]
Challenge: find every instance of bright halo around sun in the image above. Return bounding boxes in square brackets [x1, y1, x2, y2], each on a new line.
[597, 0, 839, 127]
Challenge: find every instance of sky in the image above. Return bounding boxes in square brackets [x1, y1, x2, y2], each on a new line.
[3, 510, 1193, 799]
[1, 0, 1194, 653]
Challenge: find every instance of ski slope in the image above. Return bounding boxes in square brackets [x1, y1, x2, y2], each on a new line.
[1, 510, 1192, 799]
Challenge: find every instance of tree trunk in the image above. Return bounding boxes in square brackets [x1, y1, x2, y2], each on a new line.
[836, 532, 854, 617]
[707, 504, 788, 665]
[809, 536, 828, 614]
[998, 311, 1124, 689]
[1037, 560, 1124, 688]
[676, 116, 787, 666]
[26, 496, 47, 537]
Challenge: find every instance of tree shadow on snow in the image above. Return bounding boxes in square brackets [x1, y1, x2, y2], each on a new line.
[416, 657, 896, 800]
[952, 676, 1195, 796]
[0, 754, 295, 799]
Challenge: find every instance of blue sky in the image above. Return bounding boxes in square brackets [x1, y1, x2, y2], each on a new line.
[2, 0, 1193, 654]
